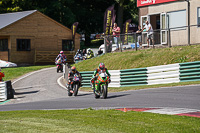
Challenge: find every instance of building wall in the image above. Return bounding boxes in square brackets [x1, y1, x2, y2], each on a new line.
[140, 0, 200, 46]
[190, 0, 200, 44]
[0, 11, 80, 64]
[139, 7, 148, 27]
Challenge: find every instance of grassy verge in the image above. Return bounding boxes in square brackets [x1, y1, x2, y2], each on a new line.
[74, 45, 200, 71]
[1, 65, 54, 81]
[0, 109, 199, 133]
[80, 80, 200, 92]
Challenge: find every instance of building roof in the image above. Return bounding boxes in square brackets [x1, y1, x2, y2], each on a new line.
[0, 10, 80, 37]
[0, 10, 37, 30]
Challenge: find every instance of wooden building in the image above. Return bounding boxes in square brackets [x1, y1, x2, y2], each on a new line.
[0, 10, 80, 65]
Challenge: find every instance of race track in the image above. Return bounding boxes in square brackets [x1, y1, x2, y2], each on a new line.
[0, 67, 200, 111]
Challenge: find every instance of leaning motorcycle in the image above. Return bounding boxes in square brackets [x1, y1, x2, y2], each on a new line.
[94, 72, 110, 99]
[68, 74, 81, 96]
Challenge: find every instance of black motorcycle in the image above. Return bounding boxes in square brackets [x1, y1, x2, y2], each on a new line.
[68, 74, 81, 96]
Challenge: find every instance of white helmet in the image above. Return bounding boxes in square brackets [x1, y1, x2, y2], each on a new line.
[60, 50, 64, 54]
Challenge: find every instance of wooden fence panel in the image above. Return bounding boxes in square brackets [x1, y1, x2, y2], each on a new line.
[35, 50, 75, 64]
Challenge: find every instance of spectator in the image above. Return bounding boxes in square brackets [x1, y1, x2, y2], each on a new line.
[112, 23, 121, 50]
[142, 21, 154, 48]
[136, 25, 142, 48]
[82, 49, 87, 60]
[0, 68, 5, 82]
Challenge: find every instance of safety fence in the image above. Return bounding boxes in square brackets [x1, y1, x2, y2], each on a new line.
[80, 61, 200, 88]
[0, 81, 14, 102]
[0, 82, 7, 101]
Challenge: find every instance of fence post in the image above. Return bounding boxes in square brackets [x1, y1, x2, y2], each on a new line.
[135, 33, 137, 51]
[104, 36, 107, 54]
[168, 29, 171, 47]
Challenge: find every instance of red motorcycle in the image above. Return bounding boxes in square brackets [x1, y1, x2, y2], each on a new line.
[55, 58, 63, 73]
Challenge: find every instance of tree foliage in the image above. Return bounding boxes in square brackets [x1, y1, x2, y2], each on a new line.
[0, 0, 138, 45]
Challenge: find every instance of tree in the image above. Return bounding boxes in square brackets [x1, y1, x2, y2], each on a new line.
[0, 0, 138, 46]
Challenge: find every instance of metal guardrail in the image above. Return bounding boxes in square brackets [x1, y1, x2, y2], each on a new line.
[0, 82, 7, 101]
[0, 81, 14, 102]
[179, 61, 200, 82]
[79, 61, 200, 88]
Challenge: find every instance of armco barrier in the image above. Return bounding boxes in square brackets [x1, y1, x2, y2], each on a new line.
[179, 61, 200, 82]
[0, 82, 7, 102]
[147, 63, 180, 85]
[120, 68, 148, 87]
[79, 61, 200, 88]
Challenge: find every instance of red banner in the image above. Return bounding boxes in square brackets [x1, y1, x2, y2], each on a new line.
[137, 0, 178, 7]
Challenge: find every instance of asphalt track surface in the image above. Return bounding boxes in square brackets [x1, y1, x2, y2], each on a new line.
[0, 67, 200, 111]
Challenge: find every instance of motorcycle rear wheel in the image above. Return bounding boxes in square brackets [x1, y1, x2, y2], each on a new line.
[68, 89, 73, 96]
[95, 93, 100, 99]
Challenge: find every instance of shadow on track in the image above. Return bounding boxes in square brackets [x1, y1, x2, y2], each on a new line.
[76, 93, 93, 97]
[107, 94, 130, 99]
[15, 90, 39, 95]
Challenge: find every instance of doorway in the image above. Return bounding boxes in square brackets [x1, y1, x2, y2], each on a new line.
[149, 14, 161, 45]
[0, 39, 9, 61]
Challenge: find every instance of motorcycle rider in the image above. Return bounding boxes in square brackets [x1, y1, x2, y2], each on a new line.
[74, 49, 83, 61]
[56, 50, 67, 64]
[67, 66, 82, 91]
[87, 48, 94, 59]
[91, 63, 111, 91]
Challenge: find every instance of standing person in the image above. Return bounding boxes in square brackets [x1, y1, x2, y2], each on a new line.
[112, 23, 121, 50]
[0, 68, 5, 82]
[142, 21, 154, 48]
[136, 25, 143, 48]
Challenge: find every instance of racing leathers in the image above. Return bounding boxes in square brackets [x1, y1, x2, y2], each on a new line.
[91, 68, 111, 90]
[56, 54, 67, 64]
[67, 70, 82, 90]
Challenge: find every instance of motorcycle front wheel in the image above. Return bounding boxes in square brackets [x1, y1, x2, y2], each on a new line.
[73, 84, 79, 96]
[102, 85, 107, 99]
[68, 85, 73, 96]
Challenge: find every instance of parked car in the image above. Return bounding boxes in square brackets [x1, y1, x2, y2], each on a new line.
[0, 60, 17, 67]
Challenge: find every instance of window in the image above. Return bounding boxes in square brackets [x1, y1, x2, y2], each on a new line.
[17, 39, 31, 51]
[198, 7, 200, 27]
[0, 39, 8, 51]
[62, 40, 74, 51]
[167, 10, 186, 29]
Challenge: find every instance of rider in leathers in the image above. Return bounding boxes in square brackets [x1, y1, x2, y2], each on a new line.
[67, 66, 82, 90]
[91, 63, 111, 91]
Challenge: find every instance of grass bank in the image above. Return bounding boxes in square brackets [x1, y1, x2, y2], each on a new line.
[0, 109, 199, 133]
[74, 45, 200, 71]
[1, 65, 54, 81]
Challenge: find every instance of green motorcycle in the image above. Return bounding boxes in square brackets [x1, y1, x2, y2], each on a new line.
[94, 72, 110, 99]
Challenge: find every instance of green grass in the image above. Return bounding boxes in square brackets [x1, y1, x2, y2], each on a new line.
[1, 65, 54, 81]
[0, 109, 199, 133]
[74, 45, 200, 71]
